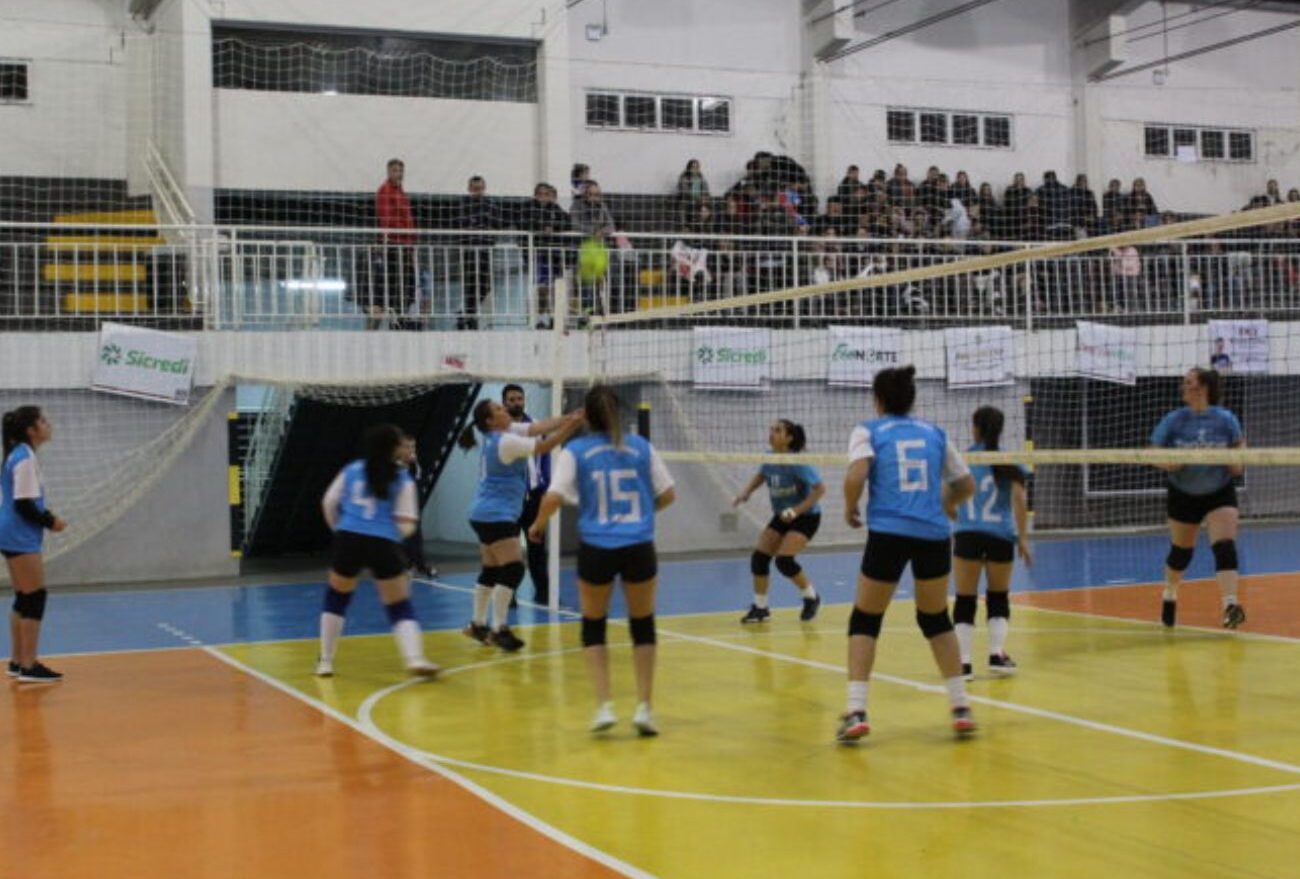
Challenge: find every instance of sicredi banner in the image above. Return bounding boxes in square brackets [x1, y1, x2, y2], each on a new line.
[1207, 319, 1269, 374]
[92, 322, 197, 405]
[692, 327, 770, 389]
[827, 326, 903, 387]
[1076, 320, 1138, 385]
[944, 325, 1014, 388]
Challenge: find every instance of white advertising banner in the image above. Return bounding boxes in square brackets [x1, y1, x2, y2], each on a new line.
[944, 326, 1014, 388]
[692, 327, 770, 390]
[827, 326, 904, 387]
[1076, 320, 1138, 385]
[1207, 319, 1269, 374]
[92, 322, 197, 405]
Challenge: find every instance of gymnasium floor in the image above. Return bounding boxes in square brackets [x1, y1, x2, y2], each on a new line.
[4, 526, 1299, 879]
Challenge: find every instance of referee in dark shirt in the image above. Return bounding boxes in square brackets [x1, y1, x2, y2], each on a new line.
[504, 384, 550, 604]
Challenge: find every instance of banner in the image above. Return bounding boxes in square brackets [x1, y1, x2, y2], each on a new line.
[827, 326, 903, 387]
[944, 326, 1014, 388]
[92, 322, 197, 405]
[1076, 320, 1138, 385]
[1207, 319, 1269, 374]
[692, 327, 770, 390]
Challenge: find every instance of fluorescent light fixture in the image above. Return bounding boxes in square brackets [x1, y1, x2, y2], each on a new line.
[281, 279, 347, 292]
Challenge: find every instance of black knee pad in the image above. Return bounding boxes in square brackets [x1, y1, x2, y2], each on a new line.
[774, 555, 802, 579]
[628, 614, 656, 646]
[916, 609, 954, 639]
[14, 589, 47, 621]
[478, 566, 499, 586]
[499, 561, 526, 590]
[750, 551, 772, 577]
[581, 616, 607, 647]
[1212, 540, 1238, 572]
[953, 594, 977, 625]
[1166, 545, 1194, 572]
[383, 598, 415, 624]
[848, 607, 883, 638]
[986, 590, 1010, 620]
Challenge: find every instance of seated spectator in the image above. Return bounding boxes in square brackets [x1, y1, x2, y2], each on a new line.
[571, 163, 592, 202]
[1265, 179, 1283, 205]
[1102, 178, 1125, 230]
[816, 197, 856, 238]
[886, 164, 913, 207]
[950, 171, 976, 208]
[917, 166, 943, 214]
[1288, 188, 1300, 203]
[1018, 193, 1044, 241]
[1126, 178, 1158, 219]
[1003, 172, 1031, 217]
[1037, 170, 1073, 238]
[676, 158, 710, 223]
[837, 165, 862, 199]
[1071, 174, 1099, 233]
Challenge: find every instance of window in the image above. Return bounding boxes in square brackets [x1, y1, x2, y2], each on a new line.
[886, 110, 915, 143]
[583, 91, 731, 135]
[983, 116, 1011, 148]
[886, 107, 1012, 149]
[0, 60, 29, 102]
[952, 114, 979, 145]
[1143, 123, 1253, 163]
[698, 98, 730, 133]
[919, 112, 947, 144]
[1229, 131, 1253, 161]
[1200, 129, 1224, 160]
[662, 97, 693, 130]
[586, 93, 620, 127]
[1144, 127, 1169, 157]
[624, 95, 657, 129]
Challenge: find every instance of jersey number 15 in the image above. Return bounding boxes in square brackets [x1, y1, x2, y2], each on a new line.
[590, 469, 642, 525]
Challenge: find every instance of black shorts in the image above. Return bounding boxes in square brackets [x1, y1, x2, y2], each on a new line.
[765, 512, 821, 540]
[1167, 482, 1238, 525]
[860, 530, 951, 582]
[577, 541, 658, 585]
[331, 530, 408, 580]
[953, 531, 1015, 564]
[471, 519, 521, 545]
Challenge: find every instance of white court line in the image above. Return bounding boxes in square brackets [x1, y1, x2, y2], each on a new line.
[202, 646, 656, 879]
[1017, 602, 1300, 645]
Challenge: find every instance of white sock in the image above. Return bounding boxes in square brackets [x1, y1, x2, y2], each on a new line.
[1219, 570, 1239, 608]
[988, 617, 1009, 657]
[955, 622, 974, 665]
[799, 583, 817, 599]
[847, 680, 869, 714]
[944, 675, 969, 709]
[1162, 586, 1178, 601]
[753, 593, 769, 610]
[491, 585, 513, 630]
[472, 584, 492, 626]
[392, 618, 424, 662]
[320, 612, 345, 661]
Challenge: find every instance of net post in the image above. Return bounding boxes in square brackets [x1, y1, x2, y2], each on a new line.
[546, 275, 568, 615]
[1179, 241, 1192, 325]
[637, 400, 651, 441]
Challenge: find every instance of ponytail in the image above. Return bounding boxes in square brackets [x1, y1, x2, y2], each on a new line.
[584, 384, 622, 447]
[777, 419, 807, 453]
[458, 399, 497, 451]
[362, 424, 403, 500]
[2, 406, 42, 456]
[973, 405, 1023, 486]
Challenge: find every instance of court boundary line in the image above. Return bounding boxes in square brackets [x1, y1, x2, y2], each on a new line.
[1014, 589, 1300, 643]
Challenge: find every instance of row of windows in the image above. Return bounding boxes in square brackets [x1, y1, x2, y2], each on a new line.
[0, 60, 29, 103]
[585, 91, 732, 134]
[886, 108, 1013, 149]
[1144, 124, 1253, 163]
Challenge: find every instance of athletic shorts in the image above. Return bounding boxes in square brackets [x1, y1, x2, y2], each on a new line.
[953, 531, 1015, 564]
[471, 519, 521, 545]
[765, 512, 821, 540]
[1167, 482, 1237, 525]
[331, 530, 408, 580]
[860, 530, 951, 582]
[577, 541, 658, 585]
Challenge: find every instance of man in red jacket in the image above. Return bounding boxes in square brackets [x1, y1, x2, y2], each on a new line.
[373, 158, 417, 329]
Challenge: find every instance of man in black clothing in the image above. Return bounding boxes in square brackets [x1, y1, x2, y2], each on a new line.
[400, 433, 436, 579]
[526, 182, 569, 328]
[504, 384, 551, 605]
[456, 175, 500, 330]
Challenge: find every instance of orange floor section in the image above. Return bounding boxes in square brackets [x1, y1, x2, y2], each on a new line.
[1, 650, 623, 879]
[1017, 574, 1300, 638]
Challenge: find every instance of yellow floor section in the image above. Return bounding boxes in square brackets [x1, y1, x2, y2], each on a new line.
[223, 604, 1300, 879]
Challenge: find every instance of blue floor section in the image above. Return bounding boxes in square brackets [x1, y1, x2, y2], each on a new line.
[6, 524, 1299, 657]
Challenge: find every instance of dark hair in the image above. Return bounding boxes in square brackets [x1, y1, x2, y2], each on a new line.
[776, 419, 806, 453]
[458, 399, 497, 450]
[973, 405, 1024, 486]
[502, 383, 525, 401]
[872, 366, 917, 415]
[584, 384, 622, 447]
[386, 158, 404, 170]
[1191, 367, 1223, 405]
[2, 406, 42, 456]
[362, 424, 403, 501]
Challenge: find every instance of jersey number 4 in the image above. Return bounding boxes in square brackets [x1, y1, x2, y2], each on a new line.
[590, 469, 642, 525]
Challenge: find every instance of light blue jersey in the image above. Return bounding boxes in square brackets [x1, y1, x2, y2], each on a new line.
[849, 415, 967, 542]
[758, 462, 823, 516]
[1150, 406, 1243, 495]
[332, 460, 415, 543]
[955, 443, 1028, 542]
[468, 431, 531, 523]
[552, 433, 673, 549]
[0, 444, 46, 554]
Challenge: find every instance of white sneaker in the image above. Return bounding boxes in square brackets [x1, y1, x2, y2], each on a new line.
[406, 658, 441, 679]
[314, 658, 334, 677]
[632, 702, 659, 737]
[589, 702, 617, 732]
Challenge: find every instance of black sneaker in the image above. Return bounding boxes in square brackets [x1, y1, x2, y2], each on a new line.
[799, 593, 821, 622]
[836, 710, 870, 743]
[462, 622, 492, 645]
[1161, 599, 1177, 628]
[6, 660, 19, 678]
[988, 653, 1017, 676]
[17, 662, 63, 684]
[961, 662, 974, 681]
[1223, 603, 1247, 629]
[490, 626, 526, 653]
[740, 605, 771, 624]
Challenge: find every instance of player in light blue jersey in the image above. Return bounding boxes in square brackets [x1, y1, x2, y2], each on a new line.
[733, 419, 824, 624]
[529, 386, 676, 736]
[458, 397, 582, 652]
[317, 423, 438, 679]
[1150, 367, 1246, 629]
[838, 366, 977, 742]
[952, 406, 1031, 680]
[1, 406, 67, 684]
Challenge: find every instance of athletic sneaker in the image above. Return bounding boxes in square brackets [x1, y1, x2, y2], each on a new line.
[988, 653, 1018, 676]
[6, 661, 19, 678]
[1161, 599, 1177, 628]
[590, 702, 617, 732]
[740, 605, 771, 624]
[951, 706, 977, 737]
[799, 593, 822, 622]
[632, 702, 659, 737]
[490, 626, 526, 653]
[406, 658, 440, 678]
[313, 658, 334, 677]
[16, 662, 62, 684]
[961, 662, 974, 681]
[836, 710, 870, 743]
[462, 622, 492, 645]
[1223, 603, 1247, 629]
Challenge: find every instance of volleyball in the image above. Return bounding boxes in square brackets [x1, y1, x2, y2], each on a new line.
[578, 237, 609, 282]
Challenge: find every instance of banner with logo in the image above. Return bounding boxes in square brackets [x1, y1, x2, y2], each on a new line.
[692, 327, 770, 390]
[827, 326, 903, 387]
[944, 326, 1014, 388]
[93, 322, 197, 405]
[1076, 320, 1138, 385]
[1207, 319, 1269, 374]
